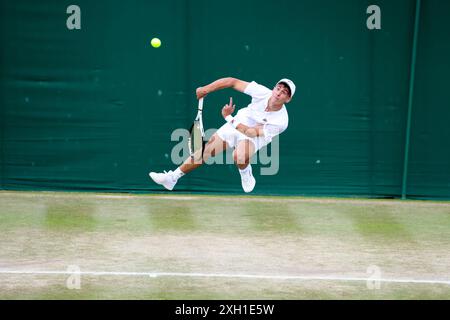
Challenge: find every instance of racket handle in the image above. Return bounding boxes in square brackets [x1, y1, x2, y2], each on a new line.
[198, 98, 204, 111]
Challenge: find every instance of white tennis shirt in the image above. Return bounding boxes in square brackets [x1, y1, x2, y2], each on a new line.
[235, 81, 289, 143]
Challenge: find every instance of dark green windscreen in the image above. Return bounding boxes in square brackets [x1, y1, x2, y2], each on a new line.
[407, 0, 450, 199]
[1, 0, 449, 199]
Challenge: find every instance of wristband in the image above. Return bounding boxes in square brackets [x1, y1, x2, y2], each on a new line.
[225, 115, 240, 129]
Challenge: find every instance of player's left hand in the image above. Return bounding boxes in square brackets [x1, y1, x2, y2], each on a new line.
[222, 97, 235, 118]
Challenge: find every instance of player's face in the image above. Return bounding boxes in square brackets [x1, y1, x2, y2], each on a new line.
[272, 84, 291, 103]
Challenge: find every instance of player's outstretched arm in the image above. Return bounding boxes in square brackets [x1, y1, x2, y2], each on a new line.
[196, 77, 249, 99]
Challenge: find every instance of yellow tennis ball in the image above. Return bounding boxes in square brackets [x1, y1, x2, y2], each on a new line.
[151, 38, 161, 48]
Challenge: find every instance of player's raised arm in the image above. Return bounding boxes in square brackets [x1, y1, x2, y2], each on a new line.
[196, 77, 249, 99]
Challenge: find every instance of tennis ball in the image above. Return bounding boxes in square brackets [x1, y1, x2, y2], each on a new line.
[151, 38, 161, 48]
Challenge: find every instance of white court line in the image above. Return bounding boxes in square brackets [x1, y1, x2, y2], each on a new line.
[0, 270, 449, 286]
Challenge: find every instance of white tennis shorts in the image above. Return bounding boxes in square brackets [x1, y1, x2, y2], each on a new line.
[215, 122, 270, 151]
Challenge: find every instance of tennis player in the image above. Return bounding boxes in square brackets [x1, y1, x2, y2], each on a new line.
[149, 77, 295, 193]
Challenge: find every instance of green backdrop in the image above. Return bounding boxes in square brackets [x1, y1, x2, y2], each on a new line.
[1, 0, 449, 199]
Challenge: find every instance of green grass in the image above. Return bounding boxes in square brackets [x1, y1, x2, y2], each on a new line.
[0, 191, 449, 299]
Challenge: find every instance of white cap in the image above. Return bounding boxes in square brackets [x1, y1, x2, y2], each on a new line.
[277, 78, 296, 97]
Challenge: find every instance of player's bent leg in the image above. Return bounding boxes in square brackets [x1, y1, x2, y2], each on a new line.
[203, 134, 229, 162]
[234, 139, 256, 193]
[179, 133, 229, 174]
[149, 134, 229, 191]
[233, 139, 256, 169]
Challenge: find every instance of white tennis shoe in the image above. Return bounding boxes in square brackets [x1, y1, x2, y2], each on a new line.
[149, 170, 177, 191]
[240, 165, 256, 193]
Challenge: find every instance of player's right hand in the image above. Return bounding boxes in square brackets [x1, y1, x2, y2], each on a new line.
[196, 87, 208, 99]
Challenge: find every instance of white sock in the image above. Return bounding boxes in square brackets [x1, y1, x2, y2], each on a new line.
[239, 165, 251, 175]
[173, 167, 185, 179]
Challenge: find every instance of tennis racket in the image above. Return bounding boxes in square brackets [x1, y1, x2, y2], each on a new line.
[188, 98, 205, 162]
